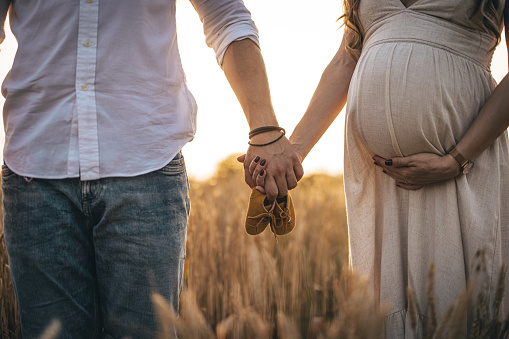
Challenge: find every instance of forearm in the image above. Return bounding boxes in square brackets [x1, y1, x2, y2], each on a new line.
[222, 38, 278, 130]
[455, 73, 509, 162]
[290, 43, 356, 160]
[0, 0, 10, 48]
[222, 38, 304, 198]
[457, 10, 509, 161]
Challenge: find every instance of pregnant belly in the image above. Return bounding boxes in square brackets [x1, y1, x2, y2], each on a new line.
[346, 42, 493, 158]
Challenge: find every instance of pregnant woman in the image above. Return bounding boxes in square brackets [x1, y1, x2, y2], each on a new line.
[250, 0, 509, 336]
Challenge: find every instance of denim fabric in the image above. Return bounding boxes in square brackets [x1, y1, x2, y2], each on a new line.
[2, 152, 190, 339]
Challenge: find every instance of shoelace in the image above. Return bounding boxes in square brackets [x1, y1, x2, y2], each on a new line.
[279, 208, 290, 222]
[247, 200, 279, 241]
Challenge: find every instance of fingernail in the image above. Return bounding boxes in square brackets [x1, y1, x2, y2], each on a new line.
[254, 156, 260, 163]
[382, 170, 386, 173]
[260, 169, 265, 176]
[372, 157, 376, 161]
[260, 159, 266, 166]
[374, 162, 379, 166]
[396, 184, 401, 188]
[385, 159, 393, 166]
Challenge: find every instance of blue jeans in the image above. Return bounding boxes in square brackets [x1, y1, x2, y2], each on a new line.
[2, 153, 190, 339]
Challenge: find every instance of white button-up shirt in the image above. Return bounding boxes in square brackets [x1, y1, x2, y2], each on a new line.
[0, 0, 259, 180]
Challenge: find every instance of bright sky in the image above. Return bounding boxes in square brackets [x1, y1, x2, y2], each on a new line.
[0, 0, 507, 180]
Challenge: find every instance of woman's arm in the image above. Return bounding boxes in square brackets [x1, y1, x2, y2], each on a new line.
[289, 31, 357, 161]
[373, 6, 509, 189]
[244, 31, 357, 189]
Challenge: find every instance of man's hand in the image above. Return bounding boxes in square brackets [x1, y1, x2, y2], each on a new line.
[372, 153, 460, 190]
[238, 135, 303, 201]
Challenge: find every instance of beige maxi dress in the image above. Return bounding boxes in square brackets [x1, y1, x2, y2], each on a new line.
[344, 0, 509, 337]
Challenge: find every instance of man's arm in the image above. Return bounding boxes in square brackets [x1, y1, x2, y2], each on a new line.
[222, 38, 303, 200]
[190, 0, 303, 200]
[0, 0, 10, 49]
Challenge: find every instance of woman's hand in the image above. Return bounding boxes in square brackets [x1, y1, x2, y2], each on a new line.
[237, 154, 268, 193]
[372, 153, 461, 190]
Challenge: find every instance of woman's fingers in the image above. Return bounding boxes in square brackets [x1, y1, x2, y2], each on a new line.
[247, 155, 302, 195]
[251, 158, 267, 182]
[396, 181, 423, 190]
[255, 169, 267, 193]
[373, 152, 459, 187]
[248, 155, 261, 175]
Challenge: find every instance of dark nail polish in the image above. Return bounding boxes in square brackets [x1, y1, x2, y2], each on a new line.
[374, 162, 379, 166]
[383, 170, 386, 174]
[260, 159, 266, 166]
[385, 159, 393, 166]
[260, 169, 265, 176]
[254, 156, 260, 163]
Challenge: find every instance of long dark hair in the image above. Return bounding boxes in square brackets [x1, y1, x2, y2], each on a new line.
[340, 0, 503, 60]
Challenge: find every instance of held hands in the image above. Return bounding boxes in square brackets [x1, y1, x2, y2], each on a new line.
[372, 153, 461, 190]
[238, 135, 304, 201]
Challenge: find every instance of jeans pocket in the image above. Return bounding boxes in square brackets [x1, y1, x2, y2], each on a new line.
[158, 152, 186, 176]
[2, 165, 17, 180]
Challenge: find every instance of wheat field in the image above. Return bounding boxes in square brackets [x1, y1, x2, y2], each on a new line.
[1, 155, 508, 338]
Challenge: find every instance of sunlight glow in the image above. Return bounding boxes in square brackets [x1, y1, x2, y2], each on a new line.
[0, 1, 507, 179]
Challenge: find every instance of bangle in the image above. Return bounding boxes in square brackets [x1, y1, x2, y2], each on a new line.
[249, 126, 285, 139]
[248, 128, 286, 146]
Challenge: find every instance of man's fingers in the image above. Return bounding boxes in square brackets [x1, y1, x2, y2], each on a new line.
[294, 161, 304, 182]
[286, 171, 298, 191]
[264, 176, 278, 201]
[273, 173, 289, 198]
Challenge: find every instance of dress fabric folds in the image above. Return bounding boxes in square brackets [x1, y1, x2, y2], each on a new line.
[344, 0, 509, 337]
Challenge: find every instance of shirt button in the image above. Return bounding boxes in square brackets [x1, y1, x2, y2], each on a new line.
[86, 0, 93, 3]
[84, 40, 91, 47]
[82, 84, 89, 91]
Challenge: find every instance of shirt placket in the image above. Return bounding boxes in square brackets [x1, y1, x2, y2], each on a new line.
[75, 0, 100, 180]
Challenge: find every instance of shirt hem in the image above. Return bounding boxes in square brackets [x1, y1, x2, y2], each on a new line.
[3, 137, 193, 180]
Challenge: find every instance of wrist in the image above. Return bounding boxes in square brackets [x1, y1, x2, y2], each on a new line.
[443, 154, 462, 177]
[250, 130, 284, 144]
[288, 138, 307, 163]
[248, 126, 286, 147]
[448, 147, 474, 174]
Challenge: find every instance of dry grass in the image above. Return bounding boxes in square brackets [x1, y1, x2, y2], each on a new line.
[181, 155, 351, 338]
[1, 155, 508, 338]
[0, 184, 21, 339]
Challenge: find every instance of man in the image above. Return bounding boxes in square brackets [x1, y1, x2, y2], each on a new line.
[0, 0, 302, 338]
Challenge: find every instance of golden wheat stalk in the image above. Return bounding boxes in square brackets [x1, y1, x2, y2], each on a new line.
[425, 263, 437, 339]
[407, 285, 419, 338]
[37, 320, 61, 339]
